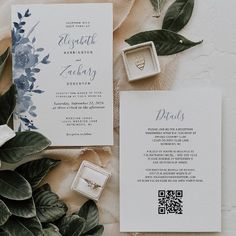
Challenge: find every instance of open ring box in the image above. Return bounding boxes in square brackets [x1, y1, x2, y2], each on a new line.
[71, 160, 111, 201]
[122, 41, 161, 82]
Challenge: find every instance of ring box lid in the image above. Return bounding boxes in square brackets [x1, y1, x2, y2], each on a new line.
[71, 160, 111, 201]
[122, 41, 161, 82]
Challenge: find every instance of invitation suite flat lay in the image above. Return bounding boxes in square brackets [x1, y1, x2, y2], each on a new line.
[12, 4, 113, 146]
[120, 90, 221, 232]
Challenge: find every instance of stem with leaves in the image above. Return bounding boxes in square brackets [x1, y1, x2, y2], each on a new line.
[128, 0, 202, 55]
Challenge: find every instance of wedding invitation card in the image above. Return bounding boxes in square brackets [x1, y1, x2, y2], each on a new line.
[120, 90, 221, 232]
[12, 4, 113, 146]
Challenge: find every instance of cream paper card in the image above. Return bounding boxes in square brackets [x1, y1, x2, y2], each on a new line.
[12, 4, 113, 146]
[120, 90, 221, 232]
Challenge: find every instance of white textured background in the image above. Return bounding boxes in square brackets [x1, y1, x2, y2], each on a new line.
[173, 1, 236, 235]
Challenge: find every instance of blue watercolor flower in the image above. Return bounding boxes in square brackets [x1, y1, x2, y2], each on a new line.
[14, 44, 38, 69]
[15, 95, 33, 114]
[14, 74, 29, 91]
[12, 9, 50, 131]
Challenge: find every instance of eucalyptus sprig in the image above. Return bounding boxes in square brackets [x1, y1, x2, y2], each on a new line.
[128, 0, 202, 55]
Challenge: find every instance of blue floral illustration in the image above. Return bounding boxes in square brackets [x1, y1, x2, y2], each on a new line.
[12, 9, 50, 131]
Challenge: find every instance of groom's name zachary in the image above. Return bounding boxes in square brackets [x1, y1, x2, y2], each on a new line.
[59, 62, 97, 81]
[156, 109, 185, 121]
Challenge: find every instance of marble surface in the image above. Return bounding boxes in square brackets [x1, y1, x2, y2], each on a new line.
[0, 0, 236, 235]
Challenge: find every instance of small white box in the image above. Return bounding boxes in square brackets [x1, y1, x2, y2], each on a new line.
[71, 160, 111, 201]
[122, 41, 161, 82]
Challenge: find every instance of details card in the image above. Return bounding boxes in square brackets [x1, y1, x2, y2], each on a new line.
[12, 4, 113, 146]
[120, 90, 221, 232]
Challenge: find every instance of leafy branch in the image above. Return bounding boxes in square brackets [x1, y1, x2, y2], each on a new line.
[0, 159, 104, 236]
[0, 48, 104, 235]
[128, 0, 202, 55]
[0, 127, 103, 235]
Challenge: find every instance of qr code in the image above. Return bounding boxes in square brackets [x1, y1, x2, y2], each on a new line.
[158, 190, 183, 214]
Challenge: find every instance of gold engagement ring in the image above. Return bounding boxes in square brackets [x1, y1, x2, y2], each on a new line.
[84, 178, 101, 190]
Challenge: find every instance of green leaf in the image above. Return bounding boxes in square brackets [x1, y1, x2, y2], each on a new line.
[1, 216, 43, 236]
[0, 84, 16, 125]
[57, 215, 85, 236]
[81, 225, 104, 236]
[125, 29, 202, 55]
[16, 158, 60, 189]
[43, 224, 62, 236]
[0, 229, 10, 236]
[3, 197, 36, 218]
[0, 170, 32, 200]
[76, 200, 100, 233]
[37, 183, 51, 192]
[0, 48, 10, 79]
[150, 0, 166, 12]
[0, 131, 51, 163]
[34, 184, 68, 223]
[0, 199, 11, 226]
[162, 0, 194, 32]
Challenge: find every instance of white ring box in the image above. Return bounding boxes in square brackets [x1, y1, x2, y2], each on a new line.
[122, 41, 161, 82]
[71, 160, 111, 201]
